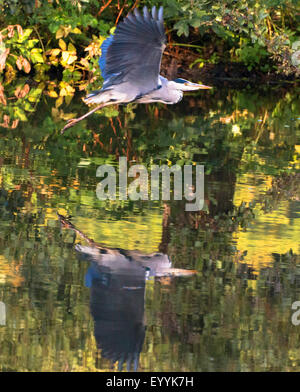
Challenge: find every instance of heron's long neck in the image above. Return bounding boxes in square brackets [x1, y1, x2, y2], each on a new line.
[166, 81, 183, 104]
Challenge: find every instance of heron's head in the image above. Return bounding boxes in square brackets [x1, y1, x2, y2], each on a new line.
[171, 78, 212, 91]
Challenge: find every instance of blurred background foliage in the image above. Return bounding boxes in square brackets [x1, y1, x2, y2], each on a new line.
[0, 0, 299, 85]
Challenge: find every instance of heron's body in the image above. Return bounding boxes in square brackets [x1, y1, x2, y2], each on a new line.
[84, 75, 183, 105]
[62, 6, 211, 132]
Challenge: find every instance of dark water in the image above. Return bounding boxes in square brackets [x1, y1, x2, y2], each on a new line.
[0, 83, 299, 371]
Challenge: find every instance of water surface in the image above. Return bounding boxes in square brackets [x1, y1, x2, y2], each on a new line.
[0, 83, 299, 371]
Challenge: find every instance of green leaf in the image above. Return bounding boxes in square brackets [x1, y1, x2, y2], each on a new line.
[14, 107, 28, 121]
[17, 28, 32, 43]
[30, 48, 44, 63]
[174, 20, 189, 37]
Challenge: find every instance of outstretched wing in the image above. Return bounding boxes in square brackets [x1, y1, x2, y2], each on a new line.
[102, 6, 166, 95]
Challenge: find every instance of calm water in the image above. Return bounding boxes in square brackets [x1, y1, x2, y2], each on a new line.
[0, 83, 299, 371]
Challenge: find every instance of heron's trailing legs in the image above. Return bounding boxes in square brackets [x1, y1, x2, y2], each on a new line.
[60, 103, 106, 134]
[57, 212, 95, 245]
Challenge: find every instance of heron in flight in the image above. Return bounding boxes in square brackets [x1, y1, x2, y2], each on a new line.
[61, 6, 211, 132]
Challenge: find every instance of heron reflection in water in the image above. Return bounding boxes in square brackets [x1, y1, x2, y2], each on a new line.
[58, 214, 196, 371]
[62, 6, 211, 132]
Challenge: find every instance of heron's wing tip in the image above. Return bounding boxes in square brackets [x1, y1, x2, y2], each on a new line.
[158, 6, 164, 21]
[151, 6, 157, 20]
[126, 6, 164, 24]
[133, 7, 143, 22]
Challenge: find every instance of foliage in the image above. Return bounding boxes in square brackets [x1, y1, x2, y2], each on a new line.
[164, 0, 300, 74]
[0, 0, 299, 90]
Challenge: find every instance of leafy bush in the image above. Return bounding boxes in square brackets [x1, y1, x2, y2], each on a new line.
[162, 0, 299, 74]
[0, 0, 299, 84]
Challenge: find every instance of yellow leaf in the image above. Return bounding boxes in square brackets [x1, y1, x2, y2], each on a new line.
[61, 51, 69, 63]
[67, 55, 77, 65]
[63, 26, 72, 38]
[67, 43, 76, 54]
[61, 112, 76, 120]
[5, 63, 16, 83]
[65, 84, 75, 94]
[51, 48, 61, 56]
[61, 51, 77, 65]
[55, 96, 64, 108]
[78, 81, 88, 91]
[48, 90, 58, 98]
[65, 95, 73, 105]
[50, 58, 59, 66]
[59, 87, 66, 96]
[59, 81, 75, 96]
[56, 27, 64, 39]
[14, 107, 28, 121]
[232, 124, 241, 136]
[58, 39, 67, 51]
[71, 28, 82, 34]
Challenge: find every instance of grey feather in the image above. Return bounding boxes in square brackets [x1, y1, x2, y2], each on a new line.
[158, 6, 163, 21]
[133, 8, 143, 23]
[151, 6, 157, 20]
[143, 6, 150, 19]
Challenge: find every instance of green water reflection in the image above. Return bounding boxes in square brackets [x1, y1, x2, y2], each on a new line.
[0, 84, 299, 371]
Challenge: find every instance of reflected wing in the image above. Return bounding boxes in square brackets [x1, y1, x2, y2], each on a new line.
[104, 6, 166, 95]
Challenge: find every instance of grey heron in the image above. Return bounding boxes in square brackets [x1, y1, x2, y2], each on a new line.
[61, 6, 211, 133]
[57, 212, 196, 371]
[57, 213, 197, 277]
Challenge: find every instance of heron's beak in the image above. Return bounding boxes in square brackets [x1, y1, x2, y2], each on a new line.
[195, 84, 212, 90]
[183, 82, 212, 91]
[192, 83, 212, 90]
